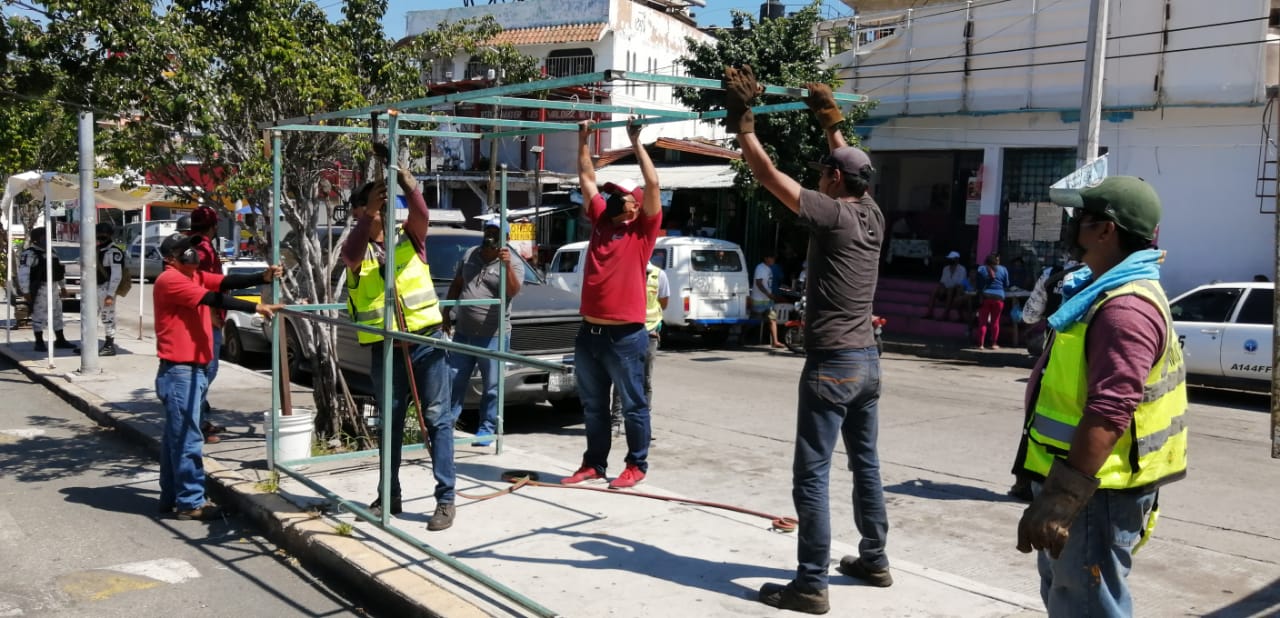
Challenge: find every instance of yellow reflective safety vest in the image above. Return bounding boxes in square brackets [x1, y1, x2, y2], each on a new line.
[346, 227, 442, 344]
[645, 265, 664, 333]
[1023, 279, 1188, 490]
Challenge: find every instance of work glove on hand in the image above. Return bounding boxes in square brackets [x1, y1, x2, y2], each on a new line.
[803, 82, 844, 130]
[723, 65, 761, 134]
[1016, 460, 1100, 559]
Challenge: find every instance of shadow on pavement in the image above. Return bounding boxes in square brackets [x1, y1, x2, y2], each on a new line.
[454, 527, 794, 600]
[0, 415, 152, 483]
[1202, 575, 1280, 618]
[884, 478, 1015, 503]
[1188, 386, 1270, 413]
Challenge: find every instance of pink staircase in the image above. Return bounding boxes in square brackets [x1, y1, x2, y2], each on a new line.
[874, 277, 970, 341]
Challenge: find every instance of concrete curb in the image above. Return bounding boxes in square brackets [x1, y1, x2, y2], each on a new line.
[0, 347, 490, 618]
[882, 339, 1038, 369]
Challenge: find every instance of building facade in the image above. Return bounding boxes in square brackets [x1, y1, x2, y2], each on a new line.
[832, 0, 1277, 296]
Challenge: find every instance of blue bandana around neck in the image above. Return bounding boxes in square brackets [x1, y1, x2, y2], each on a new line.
[1047, 249, 1164, 332]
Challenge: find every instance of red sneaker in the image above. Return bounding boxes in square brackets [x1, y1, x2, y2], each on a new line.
[608, 464, 646, 489]
[562, 465, 605, 485]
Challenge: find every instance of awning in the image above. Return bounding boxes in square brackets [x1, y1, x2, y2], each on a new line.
[577, 164, 738, 190]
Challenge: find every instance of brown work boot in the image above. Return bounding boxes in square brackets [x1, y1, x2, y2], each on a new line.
[427, 503, 455, 531]
[758, 581, 829, 614]
[176, 502, 222, 521]
[837, 555, 893, 587]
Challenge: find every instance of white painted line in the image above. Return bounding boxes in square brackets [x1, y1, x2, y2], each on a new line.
[0, 600, 22, 616]
[0, 509, 25, 543]
[102, 558, 200, 585]
[0, 429, 45, 439]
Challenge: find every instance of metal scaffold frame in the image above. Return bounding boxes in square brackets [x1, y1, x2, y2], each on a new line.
[263, 71, 868, 618]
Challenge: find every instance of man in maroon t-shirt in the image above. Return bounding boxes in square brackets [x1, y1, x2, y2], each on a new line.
[186, 205, 228, 443]
[562, 119, 662, 490]
[153, 232, 282, 521]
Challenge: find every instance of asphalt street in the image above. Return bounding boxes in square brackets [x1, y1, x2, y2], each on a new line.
[0, 353, 366, 617]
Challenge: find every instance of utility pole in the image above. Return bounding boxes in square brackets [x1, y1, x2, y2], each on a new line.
[1273, 68, 1280, 459]
[78, 111, 99, 374]
[1076, 0, 1109, 167]
[486, 67, 502, 214]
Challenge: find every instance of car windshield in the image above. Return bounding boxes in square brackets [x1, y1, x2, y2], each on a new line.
[426, 235, 542, 285]
[52, 245, 80, 262]
[225, 266, 264, 297]
[691, 249, 743, 272]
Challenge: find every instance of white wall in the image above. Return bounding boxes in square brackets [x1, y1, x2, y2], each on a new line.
[862, 106, 1273, 295]
[835, 0, 1270, 116]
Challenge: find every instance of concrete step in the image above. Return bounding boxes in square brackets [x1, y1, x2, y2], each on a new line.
[875, 288, 931, 306]
[877, 277, 938, 295]
[880, 315, 970, 340]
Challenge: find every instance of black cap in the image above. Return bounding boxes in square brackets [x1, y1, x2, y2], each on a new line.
[159, 232, 194, 258]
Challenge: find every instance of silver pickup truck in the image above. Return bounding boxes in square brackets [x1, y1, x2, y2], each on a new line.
[286, 227, 581, 411]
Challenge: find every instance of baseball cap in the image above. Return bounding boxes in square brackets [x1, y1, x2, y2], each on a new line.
[808, 146, 874, 177]
[946, 250, 961, 259]
[1056, 176, 1162, 241]
[191, 205, 218, 229]
[600, 178, 644, 204]
[159, 232, 194, 258]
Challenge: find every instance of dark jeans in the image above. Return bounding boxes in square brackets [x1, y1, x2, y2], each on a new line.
[575, 322, 650, 474]
[611, 334, 658, 420]
[794, 346, 888, 592]
[447, 332, 507, 436]
[156, 361, 209, 511]
[201, 327, 222, 421]
[369, 330, 454, 503]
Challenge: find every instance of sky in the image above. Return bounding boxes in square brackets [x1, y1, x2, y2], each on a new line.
[341, 0, 856, 40]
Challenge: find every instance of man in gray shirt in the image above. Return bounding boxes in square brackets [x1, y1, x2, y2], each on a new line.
[724, 66, 890, 614]
[443, 220, 524, 447]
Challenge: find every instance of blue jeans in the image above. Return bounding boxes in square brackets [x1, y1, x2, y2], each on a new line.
[575, 322, 650, 474]
[1037, 487, 1158, 617]
[156, 361, 210, 511]
[448, 332, 507, 436]
[794, 347, 887, 592]
[369, 330, 454, 503]
[201, 327, 222, 420]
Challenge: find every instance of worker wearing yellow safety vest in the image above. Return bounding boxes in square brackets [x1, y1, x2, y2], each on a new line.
[1016, 176, 1187, 617]
[341, 155, 455, 532]
[610, 261, 670, 434]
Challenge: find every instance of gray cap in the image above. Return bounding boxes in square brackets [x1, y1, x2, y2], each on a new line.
[808, 146, 874, 177]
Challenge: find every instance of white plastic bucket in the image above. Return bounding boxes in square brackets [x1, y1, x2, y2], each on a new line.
[265, 409, 314, 467]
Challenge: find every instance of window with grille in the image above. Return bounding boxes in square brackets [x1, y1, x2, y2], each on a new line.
[999, 148, 1076, 271]
[546, 48, 595, 78]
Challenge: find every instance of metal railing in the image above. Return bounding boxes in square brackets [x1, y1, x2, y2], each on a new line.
[544, 54, 595, 78]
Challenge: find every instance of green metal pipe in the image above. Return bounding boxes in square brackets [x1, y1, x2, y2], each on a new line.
[272, 124, 481, 139]
[281, 309, 568, 373]
[396, 113, 571, 131]
[274, 462, 560, 618]
[264, 71, 612, 128]
[377, 116, 400, 528]
[467, 96, 701, 119]
[269, 132, 284, 472]
[603, 70, 870, 103]
[496, 165, 508, 455]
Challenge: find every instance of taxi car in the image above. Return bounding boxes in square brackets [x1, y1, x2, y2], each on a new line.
[1169, 281, 1273, 389]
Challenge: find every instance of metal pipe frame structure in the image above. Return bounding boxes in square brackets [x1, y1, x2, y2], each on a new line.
[264, 70, 870, 618]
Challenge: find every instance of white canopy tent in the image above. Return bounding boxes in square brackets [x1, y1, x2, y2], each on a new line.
[4, 171, 181, 357]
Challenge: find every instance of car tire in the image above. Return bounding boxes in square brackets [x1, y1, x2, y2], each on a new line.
[285, 321, 307, 376]
[550, 397, 581, 415]
[223, 323, 244, 364]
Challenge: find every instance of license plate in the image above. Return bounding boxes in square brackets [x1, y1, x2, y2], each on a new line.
[548, 367, 574, 393]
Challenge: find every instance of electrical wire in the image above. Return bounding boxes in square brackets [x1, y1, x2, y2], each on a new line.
[840, 15, 1270, 71]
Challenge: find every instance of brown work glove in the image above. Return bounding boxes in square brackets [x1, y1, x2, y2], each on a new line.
[723, 65, 761, 134]
[1016, 460, 1100, 559]
[803, 82, 844, 130]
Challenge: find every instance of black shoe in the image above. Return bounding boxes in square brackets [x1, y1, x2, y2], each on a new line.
[53, 339, 78, 351]
[758, 582, 829, 615]
[427, 503, 455, 531]
[836, 556, 893, 587]
[99, 343, 116, 356]
[1008, 479, 1034, 502]
[369, 495, 402, 517]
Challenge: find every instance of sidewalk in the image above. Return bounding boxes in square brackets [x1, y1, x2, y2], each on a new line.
[0, 320, 1045, 617]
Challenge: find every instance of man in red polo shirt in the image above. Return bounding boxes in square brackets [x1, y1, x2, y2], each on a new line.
[562, 119, 663, 490]
[153, 232, 282, 520]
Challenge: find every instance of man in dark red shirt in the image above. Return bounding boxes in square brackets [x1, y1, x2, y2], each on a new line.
[186, 205, 228, 443]
[153, 232, 282, 520]
[562, 119, 662, 490]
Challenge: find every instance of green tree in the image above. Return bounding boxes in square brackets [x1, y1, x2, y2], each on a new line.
[9, 0, 539, 445]
[675, 2, 870, 253]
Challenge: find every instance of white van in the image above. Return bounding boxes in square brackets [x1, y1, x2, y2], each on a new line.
[548, 236, 753, 343]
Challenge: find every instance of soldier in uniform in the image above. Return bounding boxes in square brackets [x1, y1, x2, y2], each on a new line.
[96, 221, 126, 356]
[17, 229, 79, 352]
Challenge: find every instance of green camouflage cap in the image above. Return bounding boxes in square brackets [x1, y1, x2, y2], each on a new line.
[1057, 176, 1162, 241]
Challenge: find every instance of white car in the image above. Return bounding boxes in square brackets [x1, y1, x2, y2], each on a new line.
[220, 260, 271, 364]
[1169, 281, 1273, 388]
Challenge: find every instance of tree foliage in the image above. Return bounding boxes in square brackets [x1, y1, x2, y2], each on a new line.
[2, 0, 539, 446]
[675, 2, 869, 221]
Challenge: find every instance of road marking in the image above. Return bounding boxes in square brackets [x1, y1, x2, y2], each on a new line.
[55, 559, 200, 602]
[0, 509, 25, 543]
[0, 429, 45, 440]
[0, 599, 22, 616]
